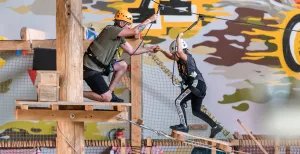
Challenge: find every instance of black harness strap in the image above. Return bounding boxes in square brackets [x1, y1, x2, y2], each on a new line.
[85, 49, 108, 69]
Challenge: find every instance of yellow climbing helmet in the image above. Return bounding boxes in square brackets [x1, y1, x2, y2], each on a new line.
[114, 10, 133, 24]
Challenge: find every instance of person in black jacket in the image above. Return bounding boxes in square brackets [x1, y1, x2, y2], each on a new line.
[158, 32, 223, 138]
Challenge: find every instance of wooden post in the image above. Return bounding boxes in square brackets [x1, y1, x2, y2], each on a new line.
[286, 146, 290, 154]
[120, 137, 126, 154]
[130, 39, 142, 151]
[211, 142, 216, 154]
[275, 137, 280, 154]
[146, 137, 152, 154]
[56, 0, 84, 154]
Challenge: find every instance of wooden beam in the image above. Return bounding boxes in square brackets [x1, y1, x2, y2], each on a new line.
[188, 124, 208, 130]
[237, 119, 268, 154]
[21, 27, 46, 40]
[15, 107, 127, 122]
[16, 100, 131, 106]
[0, 40, 92, 51]
[173, 130, 231, 146]
[130, 39, 142, 149]
[56, 0, 84, 154]
[173, 130, 231, 152]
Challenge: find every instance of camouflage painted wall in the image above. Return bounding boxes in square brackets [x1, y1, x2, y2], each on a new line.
[0, 0, 300, 142]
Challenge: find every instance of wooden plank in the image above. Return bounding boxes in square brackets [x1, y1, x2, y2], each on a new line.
[16, 100, 131, 106]
[0, 40, 92, 51]
[21, 27, 46, 40]
[188, 124, 208, 130]
[15, 107, 127, 122]
[173, 130, 232, 152]
[171, 130, 185, 142]
[130, 39, 142, 148]
[174, 131, 231, 146]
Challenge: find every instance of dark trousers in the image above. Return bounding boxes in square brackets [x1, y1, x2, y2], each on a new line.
[175, 80, 217, 128]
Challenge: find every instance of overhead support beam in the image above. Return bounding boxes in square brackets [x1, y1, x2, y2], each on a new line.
[0, 40, 92, 51]
[21, 27, 47, 40]
[16, 100, 131, 107]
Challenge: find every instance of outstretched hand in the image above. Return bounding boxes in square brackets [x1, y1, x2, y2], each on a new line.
[148, 45, 160, 53]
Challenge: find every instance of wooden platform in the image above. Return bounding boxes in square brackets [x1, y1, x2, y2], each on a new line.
[15, 100, 130, 122]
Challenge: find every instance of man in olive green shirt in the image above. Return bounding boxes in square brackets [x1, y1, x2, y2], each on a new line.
[83, 10, 158, 102]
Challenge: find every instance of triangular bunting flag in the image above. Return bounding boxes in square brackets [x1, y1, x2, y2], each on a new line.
[16, 49, 21, 56]
[28, 70, 37, 85]
[23, 50, 28, 57]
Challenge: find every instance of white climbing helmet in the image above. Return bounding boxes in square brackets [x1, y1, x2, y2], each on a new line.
[169, 39, 188, 54]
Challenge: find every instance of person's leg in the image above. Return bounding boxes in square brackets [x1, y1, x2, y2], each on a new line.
[83, 73, 112, 102]
[109, 61, 127, 91]
[170, 87, 192, 132]
[107, 60, 127, 102]
[83, 91, 112, 102]
[191, 96, 222, 138]
[191, 81, 222, 138]
[191, 96, 217, 127]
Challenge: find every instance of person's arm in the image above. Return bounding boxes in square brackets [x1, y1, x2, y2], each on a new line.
[158, 48, 178, 61]
[117, 27, 139, 37]
[120, 42, 159, 55]
[118, 14, 158, 37]
[176, 32, 188, 61]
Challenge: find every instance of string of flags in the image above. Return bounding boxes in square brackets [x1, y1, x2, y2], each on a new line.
[16, 49, 28, 57]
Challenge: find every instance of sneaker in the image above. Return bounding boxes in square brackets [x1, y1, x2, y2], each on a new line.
[170, 124, 189, 133]
[110, 92, 124, 102]
[209, 124, 223, 138]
